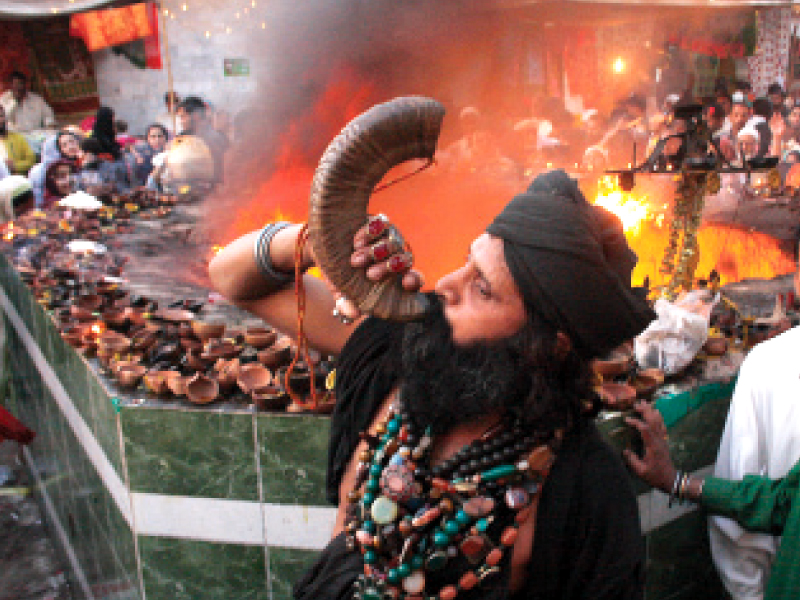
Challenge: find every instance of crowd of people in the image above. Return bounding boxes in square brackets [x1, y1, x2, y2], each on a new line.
[0, 70, 229, 224]
[438, 78, 800, 186]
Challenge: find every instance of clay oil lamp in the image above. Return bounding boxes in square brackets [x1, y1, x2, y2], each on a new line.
[213, 358, 240, 393]
[236, 364, 272, 395]
[703, 334, 728, 356]
[130, 329, 158, 353]
[143, 370, 172, 395]
[277, 361, 325, 397]
[61, 325, 85, 349]
[629, 368, 665, 399]
[165, 372, 189, 397]
[179, 337, 203, 352]
[201, 338, 242, 361]
[97, 331, 132, 355]
[183, 349, 213, 372]
[101, 307, 129, 329]
[191, 319, 226, 342]
[243, 326, 277, 350]
[152, 307, 195, 323]
[596, 381, 638, 411]
[591, 347, 634, 380]
[185, 373, 219, 405]
[251, 384, 290, 411]
[256, 336, 294, 369]
[116, 364, 147, 389]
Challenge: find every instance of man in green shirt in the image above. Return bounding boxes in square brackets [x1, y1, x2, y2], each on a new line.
[625, 401, 800, 600]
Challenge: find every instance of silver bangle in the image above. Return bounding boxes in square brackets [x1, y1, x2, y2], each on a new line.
[254, 222, 295, 290]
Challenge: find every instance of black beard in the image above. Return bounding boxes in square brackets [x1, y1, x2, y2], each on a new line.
[0, 123, 6, 136]
[399, 298, 532, 435]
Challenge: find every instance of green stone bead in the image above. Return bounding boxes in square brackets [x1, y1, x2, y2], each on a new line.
[455, 510, 471, 526]
[366, 478, 380, 493]
[364, 550, 377, 564]
[387, 568, 401, 584]
[369, 464, 383, 477]
[386, 419, 400, 435]
[481, 464, 517, 481]
[397, 563, 411, 578]
[443, 520, 460, 536]
[433, 530, 450, 547]
[362, 590, 381, 600]
[362, 492, 375, 506]
[371, 495, 399, 524]
[476, 518, 489, 532]
[363, 520, 376, 533]
[411, 555, 424, 570]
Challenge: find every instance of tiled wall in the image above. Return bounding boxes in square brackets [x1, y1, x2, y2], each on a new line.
[1, 253, 732, 600]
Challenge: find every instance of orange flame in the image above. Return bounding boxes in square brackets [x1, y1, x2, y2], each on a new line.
[592, 177, 795, 289]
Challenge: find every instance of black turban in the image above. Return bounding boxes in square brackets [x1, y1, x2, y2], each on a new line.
[486, 169, 655, 359]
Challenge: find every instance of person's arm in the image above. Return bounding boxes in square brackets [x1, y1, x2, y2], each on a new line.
[12, 133, 36, 174]
[209, 217, 421, 357]
[625, 401, 796, 530]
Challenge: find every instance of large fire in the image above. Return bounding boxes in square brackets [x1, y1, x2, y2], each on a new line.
[591, 176, 795, 290]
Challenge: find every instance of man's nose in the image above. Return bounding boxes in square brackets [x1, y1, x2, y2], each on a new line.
[434, 268, 463, 304]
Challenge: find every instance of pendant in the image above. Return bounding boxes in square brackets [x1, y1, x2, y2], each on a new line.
[371, 495, 399, 525]
[380, 463, 414, 503]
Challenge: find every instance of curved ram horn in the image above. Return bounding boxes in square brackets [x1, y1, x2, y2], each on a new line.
[308, 96, 446, 321]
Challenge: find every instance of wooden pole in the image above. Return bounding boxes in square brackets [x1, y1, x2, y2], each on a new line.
[158, 2, 177, 135]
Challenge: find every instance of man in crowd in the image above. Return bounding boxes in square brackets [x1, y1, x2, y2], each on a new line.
[0, 71, 55, 133]
[767, 83, 787, 119]
[0, 105, 35, 175]
[705, 242, 800, 600]
[209, 169, 654, 600]
[157, 91, 180, 136]
[176, 96, 228, 185]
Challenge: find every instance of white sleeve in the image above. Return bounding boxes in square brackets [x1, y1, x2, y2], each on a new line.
[41, 97, 55, 128]
[708, 352, 777, 600]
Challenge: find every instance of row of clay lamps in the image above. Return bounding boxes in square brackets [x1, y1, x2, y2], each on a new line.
[590, 343, 666, 411]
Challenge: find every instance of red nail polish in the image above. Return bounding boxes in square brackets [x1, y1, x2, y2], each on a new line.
[372, 243, 390, 261]
[368, 219, 385, 236]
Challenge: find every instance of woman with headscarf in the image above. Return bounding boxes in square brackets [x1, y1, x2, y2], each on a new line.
[131, 123, 168, 186]
[28, 130, 81, 207]
[88, 106, 121, 161]
[42, 159, 77, 208]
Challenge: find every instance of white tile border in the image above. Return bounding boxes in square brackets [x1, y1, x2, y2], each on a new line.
[0, 287, 133, 526]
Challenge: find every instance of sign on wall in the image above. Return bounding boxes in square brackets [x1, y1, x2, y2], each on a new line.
[223, 58, 249, 77]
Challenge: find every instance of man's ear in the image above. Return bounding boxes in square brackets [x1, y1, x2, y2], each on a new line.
[555, 332, 572, 358]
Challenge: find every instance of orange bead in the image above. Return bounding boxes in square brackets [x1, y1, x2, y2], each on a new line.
[501, 526, 518, 546]
[439, 585, 458, 600]
[458, 571, 479, 591]
[485, 548, 503, 566]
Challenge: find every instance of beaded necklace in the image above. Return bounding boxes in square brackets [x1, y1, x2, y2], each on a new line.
[345, 399, 560, 600]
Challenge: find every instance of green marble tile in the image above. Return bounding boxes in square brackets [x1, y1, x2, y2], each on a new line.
[122, 407, 258, 500]
[267, 547, 319, 600]
[646, 510, 728, 600]
[139, 536, 268, 600]
[258, 414, 330, 506]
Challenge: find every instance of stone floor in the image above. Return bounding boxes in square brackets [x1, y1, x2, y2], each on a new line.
[0, 441, 75, 600]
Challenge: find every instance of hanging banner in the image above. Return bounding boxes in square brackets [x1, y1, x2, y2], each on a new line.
[143, 2, 162, 69]
[667, 34, 745, 60]
[69, 2, 152, 52]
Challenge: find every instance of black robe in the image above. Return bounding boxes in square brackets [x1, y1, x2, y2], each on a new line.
[295, 318, 644, 600]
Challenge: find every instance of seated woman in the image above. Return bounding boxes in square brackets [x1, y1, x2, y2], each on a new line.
[28, 130, 81, 206]
[0, 175, 35, 224]
[625, 401, 800, 600]
[74, 137, 130, 198]
[130, 124, 168, 186]
[42, 160, 77, 208]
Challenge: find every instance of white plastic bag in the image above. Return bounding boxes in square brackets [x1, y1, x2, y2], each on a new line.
[634, 290, 718, 375]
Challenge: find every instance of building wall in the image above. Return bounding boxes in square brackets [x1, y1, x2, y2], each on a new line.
[93, 1, 262, 136]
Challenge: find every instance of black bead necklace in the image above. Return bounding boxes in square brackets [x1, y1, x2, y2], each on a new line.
[345, 398, 560, 600]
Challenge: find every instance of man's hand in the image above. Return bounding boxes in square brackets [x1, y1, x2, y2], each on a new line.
[331, 214, 424, 322]
[623, 401, 677, 494]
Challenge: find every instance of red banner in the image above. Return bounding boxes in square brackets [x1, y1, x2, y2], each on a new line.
[143, 3, 162, 69]
[69, 3, 152, 52]
[668, 35, 745, 60]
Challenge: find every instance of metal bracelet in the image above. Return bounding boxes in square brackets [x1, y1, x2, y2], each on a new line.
[668, 470, 682, 508]
[254, 222, 295, 290]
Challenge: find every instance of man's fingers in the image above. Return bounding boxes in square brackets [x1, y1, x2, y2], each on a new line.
[402, 270, 424, 291]
[354, 214, 389, 250]
[623, 449, 647, 478]
[366, 252, 413, 281]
